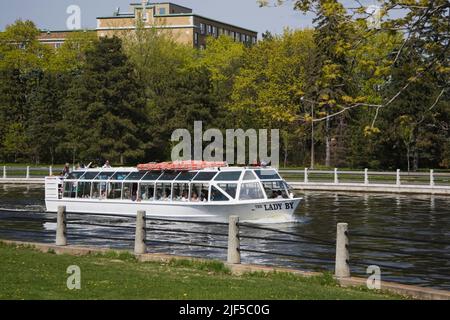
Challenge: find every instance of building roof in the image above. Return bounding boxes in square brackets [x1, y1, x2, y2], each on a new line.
[97, 13, 257, 34]
[98, 1, 257, 34]
[130, 2, 193, 12]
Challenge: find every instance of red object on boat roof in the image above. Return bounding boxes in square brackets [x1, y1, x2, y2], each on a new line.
[137, 161, 228, 171]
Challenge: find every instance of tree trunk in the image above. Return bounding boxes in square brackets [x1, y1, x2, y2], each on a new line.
[413, 148, 419, 171]
[325, 114, 331, 167]
[120, 154, 124, 165]
[406, 146, 410, 172]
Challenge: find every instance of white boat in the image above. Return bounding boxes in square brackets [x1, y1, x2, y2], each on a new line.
[45, 161, 301, 222]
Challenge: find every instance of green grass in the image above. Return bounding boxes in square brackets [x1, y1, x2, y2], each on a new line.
[0, 242, 405, 300]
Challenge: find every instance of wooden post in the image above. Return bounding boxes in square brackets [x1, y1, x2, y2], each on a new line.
[56, 206, 67, 246]
[430, 169, 435, 187]
[134, 210, 146, 254]
[334, 168, 339, 184]
[49, 166, 53, 176]
[2, 166, 5, 179]
[335, 223, 350, 278]
[364, 168, 369, 185]
[26, 166, 30, 179]
[396, 169, 401, 186]
[304, 168, 309, 184]
[227, 215, 241, 264]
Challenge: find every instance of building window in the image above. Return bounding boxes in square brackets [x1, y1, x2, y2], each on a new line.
[200, 44, 205, 50]
[212, 26, 217, 37]
[54, 43, 62, 49]
[207, 25, 212, 35]
[200, 23, 205, 35]
[252, 36, 257, 44]
[235, 32, 240, 42]
[194, 32, 199, 45]
[159, 8, 166, 15]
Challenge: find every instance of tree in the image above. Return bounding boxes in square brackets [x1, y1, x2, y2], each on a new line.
[230, 29, 318, 166]
[2, 122, 28, 162]
[62, 37, 147, 165]
[47, 31, 97, 73]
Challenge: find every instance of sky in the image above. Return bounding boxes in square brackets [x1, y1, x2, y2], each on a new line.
[0, 0, 318, 36]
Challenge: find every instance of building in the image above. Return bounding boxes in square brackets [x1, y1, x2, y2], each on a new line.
[38, 1, 258, 49]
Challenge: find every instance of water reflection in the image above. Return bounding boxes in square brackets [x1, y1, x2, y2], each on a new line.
[0, 186, 449, 290]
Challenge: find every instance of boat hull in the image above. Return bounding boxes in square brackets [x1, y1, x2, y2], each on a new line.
[45, 198, 302, 222]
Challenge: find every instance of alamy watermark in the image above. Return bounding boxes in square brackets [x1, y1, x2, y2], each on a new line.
[66, 5, 81, 30]
[366, 5, 382, 30]
[66, 265, 81, 290]
[366, 265, 381, 290]
[171, 121, 280, 167]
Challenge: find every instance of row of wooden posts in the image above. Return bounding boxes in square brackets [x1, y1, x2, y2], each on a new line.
[55, 206, 351, 278]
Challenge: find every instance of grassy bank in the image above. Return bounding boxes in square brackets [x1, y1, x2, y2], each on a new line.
[0, 242, 403, 300]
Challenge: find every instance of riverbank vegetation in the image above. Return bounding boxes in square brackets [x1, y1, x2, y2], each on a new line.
[0, 242, 403, 299]
[0, 1, 448, 170]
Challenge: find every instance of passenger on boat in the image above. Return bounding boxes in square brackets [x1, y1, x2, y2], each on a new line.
[102, 160, 111, 168]
[200, 191, 208, 202]
[162, 189, 171, 201]
[276, 190, 284, 199]
[60, 163, 71, 177]
[181, 191, 188, 202]
[191, 192, 199, 202]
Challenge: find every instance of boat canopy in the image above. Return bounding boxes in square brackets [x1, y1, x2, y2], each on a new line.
[137, 160, 228, 171]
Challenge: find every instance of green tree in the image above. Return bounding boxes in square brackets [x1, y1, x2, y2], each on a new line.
[62, 37, 147, 165]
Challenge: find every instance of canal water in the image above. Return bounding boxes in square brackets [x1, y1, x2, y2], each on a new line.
[0, 184, 449, 290]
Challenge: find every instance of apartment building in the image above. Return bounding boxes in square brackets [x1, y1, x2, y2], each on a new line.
[39, 2, 258, 49]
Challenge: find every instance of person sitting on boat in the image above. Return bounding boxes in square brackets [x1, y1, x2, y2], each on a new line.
[102, 160, 111, 168]
[276, 190, 284, 199]
[200, 191, 208, 202]
[181, 191, 188, 202]
[162, 189, 171, 201]
[191, 192, 199, 202]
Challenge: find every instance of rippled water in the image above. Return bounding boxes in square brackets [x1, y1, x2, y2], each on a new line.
[0, 184, 449, 290]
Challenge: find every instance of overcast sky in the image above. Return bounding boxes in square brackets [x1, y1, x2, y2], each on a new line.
[0, 0, 318, 36]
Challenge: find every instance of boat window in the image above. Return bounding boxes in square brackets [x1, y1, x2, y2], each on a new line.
[158, 171, 180, 181]
[66, 171, 85, 180]
[239, 182, 265, 200]
[91, 182, 106, 199]
[141, 171, 162, 181]
[175, 171, 197, 181]
[63, 182, 77, 198]
[139, 183, 155, 201]
[172, 183, 189, 202]
[155, 183, 172, 201]
[95, 171, 115, 180]
[211, 186, 229, 201]
[254, 169, 281, 180]
[193, 172, 217, 181]
[80, 171, 100, 180]
[125, 171, 147, 181]
[77, 182, 92, 198]
[111, 171, 131, 181]
[214, 171, 241, 181]
[123, 183, 138, 201]
[107, 182, 122, 199]
[262, 181, 289, 199]
[191, 183, 209, 202]
[217, 183, 237, 199]
[243, 170, 257, 180]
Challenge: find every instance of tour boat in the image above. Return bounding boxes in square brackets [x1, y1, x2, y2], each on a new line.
[45, 161, 301, 221]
